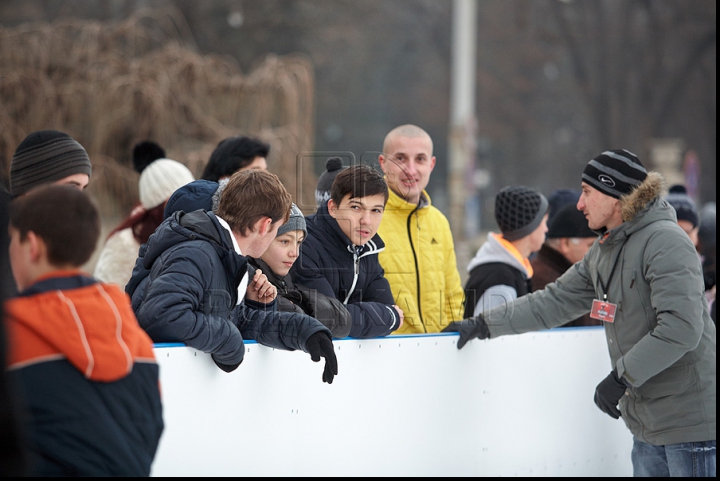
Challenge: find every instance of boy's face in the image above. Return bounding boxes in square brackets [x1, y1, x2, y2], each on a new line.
[677, 219, 699, 248]
[54, 173, 90, 192]
[260, 230, 305, 277]
[527, 214, 549, 254]
[245, 218, 282, 258]
[8, 226, 33, 291]
[329, 193, 385, 247]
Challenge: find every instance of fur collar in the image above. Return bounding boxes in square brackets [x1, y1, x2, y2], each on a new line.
[620, 171, 666, 222]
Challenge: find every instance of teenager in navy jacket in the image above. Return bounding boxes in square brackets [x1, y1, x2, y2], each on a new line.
[291, 164, 403, 338]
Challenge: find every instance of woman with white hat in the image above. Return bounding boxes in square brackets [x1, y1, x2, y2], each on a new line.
[93, 158, 194, 288]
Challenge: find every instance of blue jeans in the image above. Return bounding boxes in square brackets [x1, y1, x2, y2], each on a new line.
[632, 438, 716, 477]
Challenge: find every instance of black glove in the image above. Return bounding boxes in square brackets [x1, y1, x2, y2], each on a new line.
[305, 332, 338, 384]
[442, 314, 490, 349]
[593, 369, 628, 419]
[212, 356, 242, 373]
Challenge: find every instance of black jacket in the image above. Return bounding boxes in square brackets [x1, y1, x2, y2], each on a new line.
[290, 202, 400, 338]
[248, 257, 352, 338]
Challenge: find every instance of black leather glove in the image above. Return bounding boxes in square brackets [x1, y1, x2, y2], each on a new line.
[593, 369, 628, 419]
[442, 314, 490, 349]
[305, 332, 338, 384]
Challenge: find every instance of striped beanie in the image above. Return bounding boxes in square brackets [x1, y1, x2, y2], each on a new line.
[11, 130, 92, 198]
[582, 149, 647, 199]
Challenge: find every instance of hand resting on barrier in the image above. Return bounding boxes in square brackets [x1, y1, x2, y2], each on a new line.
[305, 331, 338, 384]
[441, 314, 490, 349]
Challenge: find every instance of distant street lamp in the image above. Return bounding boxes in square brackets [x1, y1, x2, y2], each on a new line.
[448, 0, 478, 241]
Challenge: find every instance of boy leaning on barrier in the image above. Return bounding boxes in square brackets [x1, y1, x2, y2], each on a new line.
[126, 169, 338, 383]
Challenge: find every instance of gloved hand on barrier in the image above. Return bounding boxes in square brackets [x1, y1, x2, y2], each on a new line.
[593, 368, 628, 419]
[305, 331, 338, 384]
[442, 314, 490, 349]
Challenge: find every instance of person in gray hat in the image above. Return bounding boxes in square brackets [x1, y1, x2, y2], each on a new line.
[664, 184, 700, 249]
[446, 149, 715, 477]
[10, 130, 92, 198]
[248, 203, 351, 338]
[315, 157, 347, 207]
[462, 185, 549, 319]
[530, 202, 600, 327]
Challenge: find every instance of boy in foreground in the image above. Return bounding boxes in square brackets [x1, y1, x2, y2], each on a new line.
[4, 185, 163, 476]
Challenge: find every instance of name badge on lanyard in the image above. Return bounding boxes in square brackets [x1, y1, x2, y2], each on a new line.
[590, 299, 617, 323]
[593, 235, 629, 324]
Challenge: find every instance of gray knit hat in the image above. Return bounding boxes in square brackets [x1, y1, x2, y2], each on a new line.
[277, 203, 307, 237]
[665, 184, 699, 228]
[494, 185, 549, 241]
[315, 157, 347, 206]
[11, 130, 92, 198]
[582, 149, 647, 199]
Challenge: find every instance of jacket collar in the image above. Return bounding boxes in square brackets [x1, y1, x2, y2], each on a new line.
[18, 271, 97, 297]
[385, 185, 432, 212]
[604, 171, 676, 244]
[620, 171, 665, 223]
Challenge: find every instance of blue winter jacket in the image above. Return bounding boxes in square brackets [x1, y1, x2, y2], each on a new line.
[126, 210, 332, 370]
[290, 202, 400, 338]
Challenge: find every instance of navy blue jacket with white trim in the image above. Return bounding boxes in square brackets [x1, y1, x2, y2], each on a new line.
[290, 202, 400, 338]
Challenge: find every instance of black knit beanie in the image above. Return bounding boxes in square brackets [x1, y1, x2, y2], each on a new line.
[547, 203, 596, 239]
[494, 185, 549, 241]
[132, 140, 166, 174]
[11, 130, 92, 198]
[315, 157, 347, 206]
[582, 149, 647, 199]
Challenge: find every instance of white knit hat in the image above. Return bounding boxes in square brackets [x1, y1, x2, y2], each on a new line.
[139, 158, 195, 209]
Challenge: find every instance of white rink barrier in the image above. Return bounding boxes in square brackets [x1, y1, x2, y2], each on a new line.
[151, 327, 633, 477]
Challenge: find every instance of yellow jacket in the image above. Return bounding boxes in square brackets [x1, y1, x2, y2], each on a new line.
[378, 188, 465, 333]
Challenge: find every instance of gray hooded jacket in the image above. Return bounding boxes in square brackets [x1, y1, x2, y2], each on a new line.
[485, 172, 715, 445]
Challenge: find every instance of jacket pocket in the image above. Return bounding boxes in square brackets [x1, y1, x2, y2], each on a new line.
[635, 364, 697, 398]
[631, 364, 704, 438]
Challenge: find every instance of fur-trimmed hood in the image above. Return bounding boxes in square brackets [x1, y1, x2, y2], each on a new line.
[620, 171, 666, 222]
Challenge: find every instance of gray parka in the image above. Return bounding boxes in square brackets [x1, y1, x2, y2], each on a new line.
[485, 172, 716, 445]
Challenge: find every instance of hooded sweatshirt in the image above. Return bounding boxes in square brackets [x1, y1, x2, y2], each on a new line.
[4, 271, 163, 476]
[463, 232, 533, 318]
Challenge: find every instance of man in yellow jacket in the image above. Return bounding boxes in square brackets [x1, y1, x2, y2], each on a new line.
[377, 124, 465, 333]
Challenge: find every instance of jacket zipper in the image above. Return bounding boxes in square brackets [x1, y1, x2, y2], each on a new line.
[407, 207, 425, 332]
